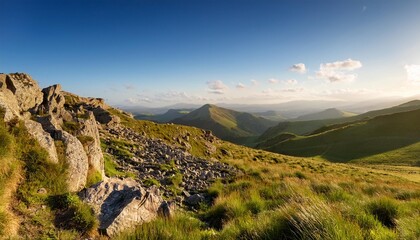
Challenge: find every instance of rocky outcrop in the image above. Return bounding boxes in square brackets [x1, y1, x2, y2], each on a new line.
[78, 111, 105, 177]
[80, 178, 164, 236]
[61, 131, 89, 192]
[102, 126, 238, 200]
[92, 107, 120, 127]
[3, 73, 43, 112]
[24, 120, 59, 163]
[0, 76, 21, 121]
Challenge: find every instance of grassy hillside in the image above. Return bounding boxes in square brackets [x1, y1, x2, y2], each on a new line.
[260, 108, 420, 165]
[295, 108, 356, 121]
[0, 111, 97, 239]
[171, 104, 278, 143]
[109, 108, 420, 240]
[258, 99, 420, 145]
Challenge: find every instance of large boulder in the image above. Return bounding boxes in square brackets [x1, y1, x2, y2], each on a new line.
[78, 111, 105, 177]
[3, 73, 43, 112]
[80, 178, 164, 236]
[24, 120, 58, 164]
[61, 131, 89, 192]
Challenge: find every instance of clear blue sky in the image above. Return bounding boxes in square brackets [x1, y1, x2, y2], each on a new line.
[1, 0, 420, 106]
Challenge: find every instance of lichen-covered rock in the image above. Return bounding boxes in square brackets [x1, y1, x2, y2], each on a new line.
[80, 178, 164, 236]
[78, 111, 105, 177]
[61, 131, 89, 192]
[4, 73, 43, 112]
[0, 74, 21, 121]
[24, 120, 58, 163]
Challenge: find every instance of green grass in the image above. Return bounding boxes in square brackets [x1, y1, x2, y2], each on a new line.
[0, 117, 97, 239]
[104, 154, 135, 178]
[262, 109, 420, 164]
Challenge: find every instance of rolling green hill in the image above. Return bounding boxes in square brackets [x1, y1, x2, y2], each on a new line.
[171, 104, 278, 143]
[259, 108, 420, 165]
[135, 109, 192, 122]
[295, 108, 357, 121]
[258, 100, 420, 145]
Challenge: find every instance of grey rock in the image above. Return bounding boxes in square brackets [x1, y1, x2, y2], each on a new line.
[80, 178, 163, 236]
[185, 194, 205, 206]
[4, 73, 43, 112]
[78, 111, 105, 177]
[158, 201, 176, 218]
[24, 119, 58, 163]
[62, 131, 89, 192]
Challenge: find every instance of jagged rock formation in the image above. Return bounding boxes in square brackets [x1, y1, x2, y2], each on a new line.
[0, 73, 105, 191]
[80, 178, 165, 236]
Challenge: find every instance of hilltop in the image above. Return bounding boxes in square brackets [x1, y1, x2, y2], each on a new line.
[171, 104, 278, 143]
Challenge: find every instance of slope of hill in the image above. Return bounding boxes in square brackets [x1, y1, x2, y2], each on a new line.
[171, 104, 278, 143]
[295, 108, 356, 121]
[135, 109, 192, 122]
[261, 108, 420, 165]
[258, 100, 420, 144]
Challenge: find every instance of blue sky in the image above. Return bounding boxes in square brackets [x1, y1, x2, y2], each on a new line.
[1, 0, 420, 107]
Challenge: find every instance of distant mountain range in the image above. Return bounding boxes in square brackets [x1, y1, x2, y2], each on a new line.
[171, 104, 278, 143]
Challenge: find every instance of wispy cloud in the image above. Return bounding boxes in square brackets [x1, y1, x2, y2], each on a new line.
[268, 78, 279, 84]
[236, 83, 246, 89]
[316, 59, 362, 83]
[251, 79, 259, 86]
[405, 64, 420, 85]
[207, 80, 229, 94]
[290, 63, 307, 74]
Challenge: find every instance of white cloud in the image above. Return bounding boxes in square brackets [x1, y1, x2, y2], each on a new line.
[290, 63, 307, 74]
[284, 79, 298, 85]
[405, 64, 420, 85]
[268, 78, 279, 84]
[251, 79, 259, 86]
[236, 83, 246, 89]
[316, 59, 362, 83]
[207, 80, 229, 94]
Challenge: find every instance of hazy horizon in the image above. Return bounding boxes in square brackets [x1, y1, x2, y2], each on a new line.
[1, 0, 420, 107]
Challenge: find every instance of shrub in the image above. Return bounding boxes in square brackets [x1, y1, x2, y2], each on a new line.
[366, 198, 399, 228]
[294, 171, 307, 179]
[143, 178, 160, 187]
